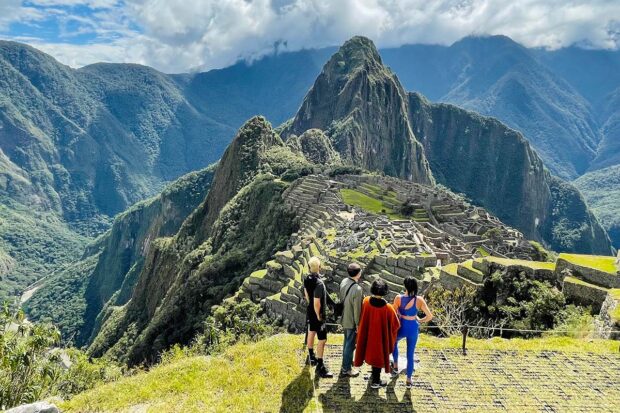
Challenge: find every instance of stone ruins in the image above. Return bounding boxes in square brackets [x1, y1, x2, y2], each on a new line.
[228, 173, 619, 337]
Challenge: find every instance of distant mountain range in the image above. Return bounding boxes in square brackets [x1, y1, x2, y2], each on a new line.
[1, 34, 618, 303]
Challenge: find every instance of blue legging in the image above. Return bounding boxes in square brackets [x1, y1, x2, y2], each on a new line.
[392, 319, 419, 378]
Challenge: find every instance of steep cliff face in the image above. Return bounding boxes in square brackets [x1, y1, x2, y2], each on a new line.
[407, 92, 611, 254]
[383, 36, 601, 180]
[25, 166, 216, 343]
[574, 164, 620, 249]
[283, 36, 434, 185]
[88, 118, 300, 363]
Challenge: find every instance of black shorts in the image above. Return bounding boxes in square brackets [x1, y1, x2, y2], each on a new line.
[309, 320, 327, 340]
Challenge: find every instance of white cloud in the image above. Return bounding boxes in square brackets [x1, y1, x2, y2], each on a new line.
[1, 0, 619, 72]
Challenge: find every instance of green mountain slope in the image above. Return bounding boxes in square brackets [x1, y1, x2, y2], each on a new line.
[87, 117, 301, 363]
[382, 36, 601, 180]
[25, 166, 216, 343]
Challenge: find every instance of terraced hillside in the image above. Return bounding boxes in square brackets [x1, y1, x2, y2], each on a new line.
[231, 173, 620, 338]
[234, 173, 540, 331]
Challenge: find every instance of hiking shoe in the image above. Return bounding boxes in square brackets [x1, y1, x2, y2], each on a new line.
[339, 369, 360, 378]
[306, 355, 317, 366]
[371, 380, 388, 389]
[390, 368, 399, 378]
[406, 381, 413, 389]
[317, 365, 334, 378]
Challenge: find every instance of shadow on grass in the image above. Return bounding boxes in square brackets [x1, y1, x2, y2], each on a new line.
[317, 372, 415, 412]
[280, 365, 313, 413]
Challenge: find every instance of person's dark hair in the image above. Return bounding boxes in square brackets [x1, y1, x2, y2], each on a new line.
[347, 262, 362, 277]
[370, 279, 389, 296]
[404, 276, 418, 297]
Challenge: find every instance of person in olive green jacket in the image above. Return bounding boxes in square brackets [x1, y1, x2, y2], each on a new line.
[339, 262, 364, 377]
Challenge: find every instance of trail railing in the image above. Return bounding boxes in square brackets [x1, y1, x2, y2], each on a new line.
[319, 322, 620, 354]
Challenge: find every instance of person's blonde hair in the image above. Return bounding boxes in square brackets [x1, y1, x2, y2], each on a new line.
[308, 256, 321, 273]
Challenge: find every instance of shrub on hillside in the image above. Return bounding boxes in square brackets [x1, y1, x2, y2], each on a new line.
[0, 304, 121, 409]
[159, 299, 276, 362]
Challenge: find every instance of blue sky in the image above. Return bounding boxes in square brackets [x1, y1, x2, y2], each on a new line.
[0, 0, 618, 73]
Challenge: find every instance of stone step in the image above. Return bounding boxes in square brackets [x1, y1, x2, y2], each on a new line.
[379, 269, 405, 286]
[439, 266, 481, 290]
[457, 261, 485, 283]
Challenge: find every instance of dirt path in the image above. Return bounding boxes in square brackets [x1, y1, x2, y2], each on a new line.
[20, 284, 41, 305]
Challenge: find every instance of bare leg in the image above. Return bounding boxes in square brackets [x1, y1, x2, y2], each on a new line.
[317, 338, 327, 359]
[307, 330, 316, 349]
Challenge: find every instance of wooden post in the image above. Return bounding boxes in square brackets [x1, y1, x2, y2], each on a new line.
[462, 325, 469, 356]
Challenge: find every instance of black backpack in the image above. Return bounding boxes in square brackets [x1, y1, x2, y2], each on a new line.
[333, 280, 356, 319]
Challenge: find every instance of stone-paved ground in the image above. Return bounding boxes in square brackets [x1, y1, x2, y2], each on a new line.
[309, 344, 620, 412]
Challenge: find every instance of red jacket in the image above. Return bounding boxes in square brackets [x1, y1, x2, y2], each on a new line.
[354, 296, 400, 372]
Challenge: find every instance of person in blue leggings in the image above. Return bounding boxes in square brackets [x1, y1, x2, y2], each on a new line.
[391, 276, 433, 388]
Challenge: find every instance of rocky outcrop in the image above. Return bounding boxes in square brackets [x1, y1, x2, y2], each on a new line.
[5, 402, 59, 413]
[282, 36, 434, 185]
[407, 92, 612, 254]
[286, 129, 340, 165]
[181, 116, 286, 241]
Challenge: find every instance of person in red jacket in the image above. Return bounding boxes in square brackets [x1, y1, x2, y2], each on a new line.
[353, 278, 400, 388]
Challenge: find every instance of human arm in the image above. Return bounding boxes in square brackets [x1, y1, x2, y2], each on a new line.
[416, 296, 433, 323]
[392, 295, 401, 317]
[352, 287, 363, 329]
[314, 297, 322, 321]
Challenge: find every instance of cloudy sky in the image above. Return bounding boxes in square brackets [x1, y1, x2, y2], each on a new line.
[0, 0, 618, 73]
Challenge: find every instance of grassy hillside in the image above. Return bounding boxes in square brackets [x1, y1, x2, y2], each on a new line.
[60, 333, 620, 412]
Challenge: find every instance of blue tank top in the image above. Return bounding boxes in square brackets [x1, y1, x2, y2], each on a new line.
[399, 295, 418, 317]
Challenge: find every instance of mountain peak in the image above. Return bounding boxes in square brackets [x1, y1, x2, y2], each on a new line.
[323, 35, 383, 77]
[283, 37, 434, 185]
[339, 36, 381, 61]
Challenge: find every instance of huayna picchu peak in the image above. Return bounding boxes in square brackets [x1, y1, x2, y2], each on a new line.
[282, 36, 435, 186]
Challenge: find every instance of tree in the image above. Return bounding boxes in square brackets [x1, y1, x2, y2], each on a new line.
[0, 303, 61, 409]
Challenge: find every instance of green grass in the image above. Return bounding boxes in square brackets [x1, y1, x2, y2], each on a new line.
[559, 253, 619, 274]
[564, 276, 609, 290]
[485, 256, 556, 271]
[60, 334, 317, 413]
[250, 269, 267, 279]
[476, 246, 490, 257]
[339, 188, 403, 219]
[442, 263, 459, 276]
[60, 333, 619, 412]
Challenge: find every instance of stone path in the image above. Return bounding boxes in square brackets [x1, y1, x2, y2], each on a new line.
[308, 344, 620, 412]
